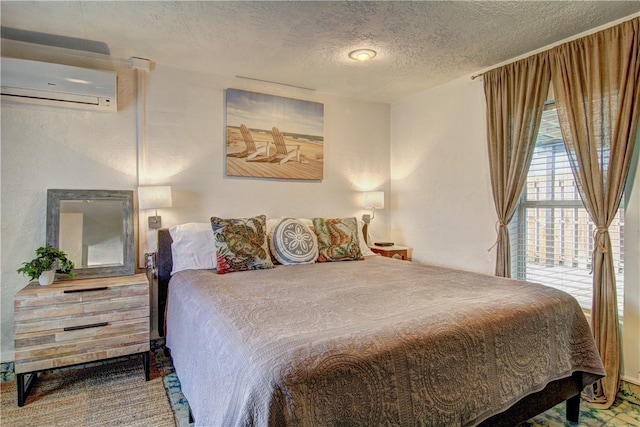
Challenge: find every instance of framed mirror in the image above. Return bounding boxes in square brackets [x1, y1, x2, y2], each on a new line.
[46, 189, 135, 279]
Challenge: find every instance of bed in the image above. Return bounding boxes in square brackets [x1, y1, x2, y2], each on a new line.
[157, 222, 604, 426]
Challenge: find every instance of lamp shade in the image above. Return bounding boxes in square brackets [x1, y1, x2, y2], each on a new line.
[138, 186, 172, 210]
[363, 191, 384, 209]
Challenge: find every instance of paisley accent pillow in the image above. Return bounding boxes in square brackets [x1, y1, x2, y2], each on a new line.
[210, 215, 274, 274]
[312, 217, 364, 262]
[269, 218, 318, 265]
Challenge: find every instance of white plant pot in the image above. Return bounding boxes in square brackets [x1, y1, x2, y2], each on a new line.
[38, 270, 55, 286]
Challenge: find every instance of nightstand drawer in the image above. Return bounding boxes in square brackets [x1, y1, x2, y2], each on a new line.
[14, 282, 148, 309]
[15, 340, 150, 373]
[14, 294, 149, 323]
[15, 317, 150, 348]
[15, 318, 150, 373]
[14, 308, 149, 335]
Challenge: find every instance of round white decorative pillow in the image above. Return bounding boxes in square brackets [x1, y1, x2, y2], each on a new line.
[269, 218, 318, 265]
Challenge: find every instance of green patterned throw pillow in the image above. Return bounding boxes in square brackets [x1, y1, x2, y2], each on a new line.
[210, 215, 274, 274]
[313, 217, 364, 262]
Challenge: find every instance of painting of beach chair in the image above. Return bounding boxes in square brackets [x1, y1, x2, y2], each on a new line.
[271, 127, 301, 165]
[228, 124, 272, 159]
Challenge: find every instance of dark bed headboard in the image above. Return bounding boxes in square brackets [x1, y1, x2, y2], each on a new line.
[157, 228, 173, 336]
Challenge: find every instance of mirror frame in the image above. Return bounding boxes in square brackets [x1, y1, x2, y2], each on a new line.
[46, 189, 135, 279]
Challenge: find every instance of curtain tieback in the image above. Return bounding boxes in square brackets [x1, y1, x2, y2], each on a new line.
[594, 226, 609, 253]
[487, 220, 506, 252]
[590, 225, 610, 273]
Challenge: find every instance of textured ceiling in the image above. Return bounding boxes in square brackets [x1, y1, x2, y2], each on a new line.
[2, 1, 639, 104]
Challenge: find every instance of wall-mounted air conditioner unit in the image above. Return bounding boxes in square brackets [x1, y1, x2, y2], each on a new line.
[1, 58, 117, 112]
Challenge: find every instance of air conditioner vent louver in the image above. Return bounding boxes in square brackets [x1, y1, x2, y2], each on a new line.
[1, 58, 117, 112]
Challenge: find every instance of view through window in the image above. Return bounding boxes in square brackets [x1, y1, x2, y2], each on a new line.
[513, 104, 625, 316]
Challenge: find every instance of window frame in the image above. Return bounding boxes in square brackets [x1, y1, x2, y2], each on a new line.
[512, 102, 625, 316]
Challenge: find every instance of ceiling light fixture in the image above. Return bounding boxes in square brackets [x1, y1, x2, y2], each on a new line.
[349, 49, 377, 62]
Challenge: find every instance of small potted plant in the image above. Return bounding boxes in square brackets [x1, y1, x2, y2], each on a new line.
[17, 245, 76, 286]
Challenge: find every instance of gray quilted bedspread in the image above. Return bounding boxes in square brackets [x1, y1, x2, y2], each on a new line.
[165, 256, 604, 426]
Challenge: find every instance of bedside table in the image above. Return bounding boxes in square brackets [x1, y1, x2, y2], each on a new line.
[13, 273, 150, 406]
[370, 245, 412, 260]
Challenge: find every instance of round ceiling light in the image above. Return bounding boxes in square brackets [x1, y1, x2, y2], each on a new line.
[349, 49, 377, 61]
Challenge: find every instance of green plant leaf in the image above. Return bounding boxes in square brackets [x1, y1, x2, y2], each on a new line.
[17, 245, 76, 281]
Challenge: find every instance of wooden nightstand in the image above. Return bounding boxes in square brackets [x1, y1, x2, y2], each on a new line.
[370, 245, 412, 260]
[13, 273, 150, 406]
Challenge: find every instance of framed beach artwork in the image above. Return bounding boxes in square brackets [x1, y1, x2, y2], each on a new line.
[225, 88, 324, 180]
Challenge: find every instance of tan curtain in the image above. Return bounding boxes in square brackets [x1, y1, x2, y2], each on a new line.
[549, 18, 640, 408]
[484, 53, 551, 277]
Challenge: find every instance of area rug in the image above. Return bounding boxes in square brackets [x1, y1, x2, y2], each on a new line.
[1, 356, 175, 427]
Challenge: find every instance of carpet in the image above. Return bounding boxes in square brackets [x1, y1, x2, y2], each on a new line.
[1, 356, 175, 427]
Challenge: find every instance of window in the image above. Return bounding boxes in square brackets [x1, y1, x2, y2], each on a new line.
[513, 104, 625, 316]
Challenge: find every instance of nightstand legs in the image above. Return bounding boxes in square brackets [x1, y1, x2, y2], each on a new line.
[143, 351, 150, 381]
[16, 352, 150, 406]
[16, 372, 37, 407]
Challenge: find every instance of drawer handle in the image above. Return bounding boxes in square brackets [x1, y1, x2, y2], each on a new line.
[63, 287, 109, 293]
[63, 322, 108, 331]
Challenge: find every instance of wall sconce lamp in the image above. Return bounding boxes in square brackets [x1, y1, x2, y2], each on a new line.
[362, 191, 384, 244]
[138, 186, 172, 229]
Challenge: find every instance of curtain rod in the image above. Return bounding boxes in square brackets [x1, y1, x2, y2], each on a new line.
[470, 16, 638, 82]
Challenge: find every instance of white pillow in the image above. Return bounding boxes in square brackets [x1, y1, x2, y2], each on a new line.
[357, 219, 376, 257]
[266, 217, 283, 235]
[296, 217, 314, 228]
[169, 222, 217, 275]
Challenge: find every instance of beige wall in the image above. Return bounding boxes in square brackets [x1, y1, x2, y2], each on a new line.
[390, 77, 496, 274]
[0, 43, 391, 361]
